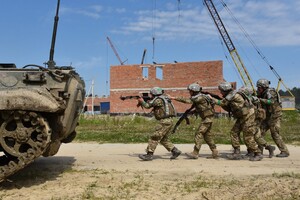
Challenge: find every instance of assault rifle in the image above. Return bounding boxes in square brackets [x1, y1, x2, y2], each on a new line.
[172, 105, 196, 133]
[201, 91, 222, 100]
[120, 95, 152, 101]
[120, 95, 152, 107]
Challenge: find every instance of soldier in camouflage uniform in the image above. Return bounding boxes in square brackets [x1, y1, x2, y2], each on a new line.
[169, 83, 219, 159]
[138, 87, 182, 161]
[210, 82, 262, 161]
[238, 87, 276, 158]
[256, 79, 290, 157]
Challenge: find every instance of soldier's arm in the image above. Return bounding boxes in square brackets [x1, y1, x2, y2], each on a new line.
[211, 96, 227, 107]
[259, 95, 275, 105]
[140, 97, 164, 109]
[174, 97, 192, 104]
[138, 97, 152, 109]
[208, 95, 232, 112]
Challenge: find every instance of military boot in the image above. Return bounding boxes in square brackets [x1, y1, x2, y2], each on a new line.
[170, 147, 181, 159]
[227, 148, 242, 160]
[139, 152, 153, 161]
[276, 152, 289, 158]
[265, 145, 276, 158]
[207, 149, 219, 159]
[185, 151, 199, 159]
[244, 149, 254, 157]
[249, 152, 263, 161]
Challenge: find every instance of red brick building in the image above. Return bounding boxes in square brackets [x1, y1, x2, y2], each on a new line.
[110, 60, 232, 114]
[83, 96, 110, 114]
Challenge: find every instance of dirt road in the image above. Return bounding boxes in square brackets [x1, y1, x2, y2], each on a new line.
[1, 143, 300, 199]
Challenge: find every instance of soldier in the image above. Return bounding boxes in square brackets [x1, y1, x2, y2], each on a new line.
[137, 87, 182, 161]
[256, 79, 290, 157]
[238, 87, 276, 158]
[209, 82, 262, 161]
[169, 83, 219, 159]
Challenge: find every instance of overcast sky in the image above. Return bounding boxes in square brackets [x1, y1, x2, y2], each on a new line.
[1, 0, 299, 96]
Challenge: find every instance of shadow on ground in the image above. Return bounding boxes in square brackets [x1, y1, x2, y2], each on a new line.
[0, 156, 75, 189]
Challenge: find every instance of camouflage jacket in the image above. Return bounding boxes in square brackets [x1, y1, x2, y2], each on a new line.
[175, 93, 214, 119]
[141, 95, 176, 120]
[214, 90, 253, 118]
[258, 88, 282, 118]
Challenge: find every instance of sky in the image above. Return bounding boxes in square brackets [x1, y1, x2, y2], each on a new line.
[0, 0, 299, 96]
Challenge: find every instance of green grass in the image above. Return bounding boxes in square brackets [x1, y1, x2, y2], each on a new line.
[272, 172, 300, 179]
[75, 111, 300, 145]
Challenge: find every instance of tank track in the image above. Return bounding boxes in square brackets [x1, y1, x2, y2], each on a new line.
[0, 111, 51, 182]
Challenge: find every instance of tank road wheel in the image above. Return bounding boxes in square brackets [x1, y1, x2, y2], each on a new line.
[0, 111, 51, 182]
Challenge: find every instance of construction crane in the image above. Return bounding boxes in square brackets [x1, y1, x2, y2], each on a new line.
[203, 0, 295, 110]
[203, 0, 256, 93]
[141, 49, 147, 64]
[106, 36, 127, 65]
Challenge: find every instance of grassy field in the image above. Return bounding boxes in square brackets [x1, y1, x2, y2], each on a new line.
[76, 110, 300, 145]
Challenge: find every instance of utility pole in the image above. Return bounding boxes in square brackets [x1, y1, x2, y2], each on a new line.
[81, 80, 95, 115]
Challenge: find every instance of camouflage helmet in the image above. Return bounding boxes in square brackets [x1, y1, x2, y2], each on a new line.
[218, 82, 232, 92]
[256, 78, 270, 88]
[150, 87, 163, 96]
[187, 83, 202, 92]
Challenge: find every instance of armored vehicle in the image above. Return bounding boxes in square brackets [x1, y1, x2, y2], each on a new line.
[0, 0, 85, 182]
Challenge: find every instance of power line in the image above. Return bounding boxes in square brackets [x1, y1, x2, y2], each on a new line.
[152, 0, 156, 60]
[219, 0, 293, 96]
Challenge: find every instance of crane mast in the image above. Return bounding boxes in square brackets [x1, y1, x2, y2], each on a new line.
[203, 0, 256, 93]
[106, 36, 126, 65]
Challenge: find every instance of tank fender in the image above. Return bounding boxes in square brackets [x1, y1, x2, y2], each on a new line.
[0, 88, 65, 112]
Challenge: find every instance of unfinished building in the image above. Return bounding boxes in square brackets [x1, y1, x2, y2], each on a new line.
[110, 60, 231, 114]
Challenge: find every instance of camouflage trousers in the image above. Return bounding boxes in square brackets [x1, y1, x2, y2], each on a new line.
[146, 118, 175, 153]
[253, 119, 268, 148]
[194, 116, 216, 153]
[230, 110, 260, 153]
[260, 116, 289, 154]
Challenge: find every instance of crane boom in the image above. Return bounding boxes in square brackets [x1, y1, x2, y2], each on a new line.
[106, 36, 126, 65]
[203, 0, 256, 93]
[141, 49, 147, 64]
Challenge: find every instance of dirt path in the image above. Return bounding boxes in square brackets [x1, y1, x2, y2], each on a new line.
[1, 143, 300, 199]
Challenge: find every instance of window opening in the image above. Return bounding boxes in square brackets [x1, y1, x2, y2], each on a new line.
[156, 66, 163, 80]
[142, 67, 149, 78]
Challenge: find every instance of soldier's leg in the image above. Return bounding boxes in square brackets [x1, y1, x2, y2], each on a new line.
[269, 118, 289, 157]
[139, 138, 159, 161]
[257, 120, 276, 157]
[185, 121, 206, 159]
[255, 125, 276, 158]
[159, 119, 181, 159]
[202, 122, 218, 159]
[140, 120, 167, 161]
[157, 119, 174, 151]
[260, 120, 269, 138]
[230, 120, 242, 149]
[227, 120, 242, 160]
[254, 126, 267, 147]
[242, 119, 262, 161]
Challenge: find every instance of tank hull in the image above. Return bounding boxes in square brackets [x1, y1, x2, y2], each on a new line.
[0, 66, 85, 181]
